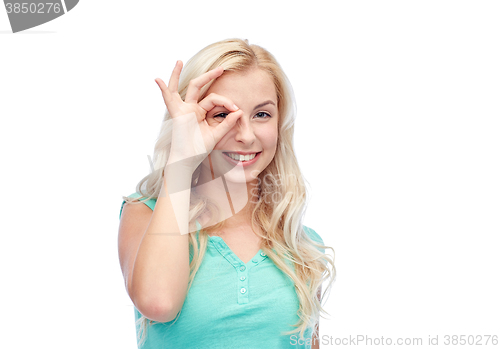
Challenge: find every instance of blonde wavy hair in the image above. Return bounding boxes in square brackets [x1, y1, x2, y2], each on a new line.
[122, 38, 336, 347]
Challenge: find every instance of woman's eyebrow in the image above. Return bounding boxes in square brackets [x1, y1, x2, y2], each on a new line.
[253, 100, 276, 111]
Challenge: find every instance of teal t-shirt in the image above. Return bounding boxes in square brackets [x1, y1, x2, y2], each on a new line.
[119, 192, 325, 349]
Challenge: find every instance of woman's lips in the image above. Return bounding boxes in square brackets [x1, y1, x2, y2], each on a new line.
[222, 151, 262, 167]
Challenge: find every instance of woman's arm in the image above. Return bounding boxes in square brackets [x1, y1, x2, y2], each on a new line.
[118, 173, 192, 323]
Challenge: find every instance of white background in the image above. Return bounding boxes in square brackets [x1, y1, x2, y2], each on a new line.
[1, 1, 499, 348]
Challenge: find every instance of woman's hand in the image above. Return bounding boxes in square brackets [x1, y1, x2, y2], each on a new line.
[155, 61, 243, 170]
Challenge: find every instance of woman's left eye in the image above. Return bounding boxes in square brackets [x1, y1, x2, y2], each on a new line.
[255, 112, 271, 119]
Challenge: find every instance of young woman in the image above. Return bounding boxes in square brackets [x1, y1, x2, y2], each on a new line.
[118, 38, 336, 348]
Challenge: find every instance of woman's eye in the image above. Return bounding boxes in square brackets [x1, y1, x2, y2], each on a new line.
[255, 112, 271, 119]
[213, 113, 228, 119]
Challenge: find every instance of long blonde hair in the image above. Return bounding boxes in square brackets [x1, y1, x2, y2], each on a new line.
[122, 38, 336, 347]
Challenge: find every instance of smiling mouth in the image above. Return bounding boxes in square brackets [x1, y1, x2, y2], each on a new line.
[223, 151, 262, 162]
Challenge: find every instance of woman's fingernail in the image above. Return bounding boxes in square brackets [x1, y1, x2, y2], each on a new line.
[233, 104, 239, 110]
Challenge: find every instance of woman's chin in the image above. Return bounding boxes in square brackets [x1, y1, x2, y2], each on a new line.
[221, 172, 253, 184]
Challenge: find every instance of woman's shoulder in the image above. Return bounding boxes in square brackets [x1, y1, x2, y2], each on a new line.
[302, 225, 323, 244]
[119, 192, 157, 219]
[302, 225, 325, 253]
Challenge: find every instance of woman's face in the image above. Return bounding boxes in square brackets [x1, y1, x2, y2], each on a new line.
[201, 68, 279, 184]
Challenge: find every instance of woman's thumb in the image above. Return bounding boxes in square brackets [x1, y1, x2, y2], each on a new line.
[212, 109, 242, 143]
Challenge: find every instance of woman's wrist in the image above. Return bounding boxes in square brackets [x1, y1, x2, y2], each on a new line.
[162, 161, 195, 193]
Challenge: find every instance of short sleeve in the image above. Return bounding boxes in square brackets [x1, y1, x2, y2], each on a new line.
[119, 192, 157, 219]
[303, 225, 325, 254]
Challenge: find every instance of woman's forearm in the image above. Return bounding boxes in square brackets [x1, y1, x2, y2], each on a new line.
[130, 167, 193, 322]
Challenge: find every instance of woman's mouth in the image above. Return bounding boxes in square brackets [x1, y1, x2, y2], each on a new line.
[222, 152, 262, 166]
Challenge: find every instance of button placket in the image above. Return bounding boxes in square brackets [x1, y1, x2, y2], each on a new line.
[209, 236, 270, 305]
[236, 252, 269, 304]
[237, 263, 249, 304]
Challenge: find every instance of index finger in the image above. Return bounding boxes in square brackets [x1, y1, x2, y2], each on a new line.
[184, 66, 224, 104]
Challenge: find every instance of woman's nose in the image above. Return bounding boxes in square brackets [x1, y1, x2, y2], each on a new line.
[233, 115, 256, 144]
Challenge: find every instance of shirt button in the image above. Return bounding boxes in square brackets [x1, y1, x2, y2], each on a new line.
[240, 288, 247, 294]
[239, 266, 246, 271]
[260, 252, 266, 257]
[252, 259, 258, 263]
[240, 276, 246, 281]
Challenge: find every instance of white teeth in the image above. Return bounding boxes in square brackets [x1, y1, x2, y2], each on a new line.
[226, 152, 258, 161]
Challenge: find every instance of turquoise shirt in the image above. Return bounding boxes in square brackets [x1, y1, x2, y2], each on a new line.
[119, 192, 325, 349]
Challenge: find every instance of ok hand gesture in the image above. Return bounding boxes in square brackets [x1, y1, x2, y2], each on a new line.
[155, 61, 243, 165]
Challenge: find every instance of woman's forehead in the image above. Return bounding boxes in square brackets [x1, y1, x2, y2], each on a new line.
[207, 68, 277, 107]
